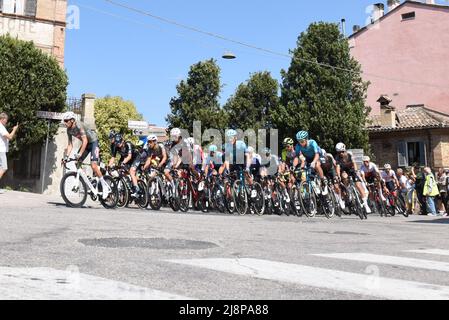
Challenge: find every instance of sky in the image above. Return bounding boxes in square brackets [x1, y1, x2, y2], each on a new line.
[65, 0, 430, 127]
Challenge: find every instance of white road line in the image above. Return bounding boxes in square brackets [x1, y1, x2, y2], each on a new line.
[0, 267, 193, 300]
[406, 249, 449, 257]
[312, 253, 449, 272]
[168, 258, 449, 300]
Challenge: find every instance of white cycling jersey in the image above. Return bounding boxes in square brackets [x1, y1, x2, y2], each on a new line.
[381, 170, 397, 183]
[361, 162, 379, 177]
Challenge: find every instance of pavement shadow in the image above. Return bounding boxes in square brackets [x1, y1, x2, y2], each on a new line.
[409, 218, 449, 225]
[47, 201, 94, 209]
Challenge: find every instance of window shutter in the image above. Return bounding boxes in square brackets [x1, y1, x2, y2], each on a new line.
[24, 0, 36, 17]
[419, 142, 427, 166]
[397, 141, 407, 167]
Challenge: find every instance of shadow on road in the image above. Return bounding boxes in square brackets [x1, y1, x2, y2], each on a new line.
[409, 218, 449, 225]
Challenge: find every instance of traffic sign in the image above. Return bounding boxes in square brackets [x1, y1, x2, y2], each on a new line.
[128, 120, 148, 130]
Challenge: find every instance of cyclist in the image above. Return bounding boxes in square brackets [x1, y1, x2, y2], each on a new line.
[279, 138, 297, 186]
[110, 133, 141, 197]
[382, 164, 400, 196]
[165, 128, 194, 186]
[62, 111, 111, 199]
[187, 137, 204, 175]
[260, 148, 280, 178]
[204, 145, 224, 177]
[335, 143, 371, 213]
[320, 149, 345, 209]
[294, 131, 328, 194]
[247, 146, 262, 178]
[360, 156, 385, 201]
[222, 129, 251, 175]
[143, 135, 168, 175]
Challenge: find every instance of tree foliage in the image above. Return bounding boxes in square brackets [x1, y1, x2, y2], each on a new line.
[0, 35, 68, 157]
[166, 59, 228, 133]
[274, 22, 371, 153]
[94, 96, 143, 162]
[224, 71, 279, 131]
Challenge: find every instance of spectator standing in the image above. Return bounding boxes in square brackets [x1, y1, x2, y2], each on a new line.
[423, 167, 442, 217]
[412, 166, 427, 215]
[436, 168, 448, 215]
[0, 113, 19, 194]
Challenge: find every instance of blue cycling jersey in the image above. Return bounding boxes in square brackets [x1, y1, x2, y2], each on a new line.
[205, 151, 224, 168]
[295, 139, 322, 160]
[224, 140, 248, 165]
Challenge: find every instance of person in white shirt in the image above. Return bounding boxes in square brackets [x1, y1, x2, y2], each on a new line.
[0, 113, 19, 193]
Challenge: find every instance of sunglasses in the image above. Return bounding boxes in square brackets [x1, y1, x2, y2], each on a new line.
[63, 119, 72, 123]
[299, 139, 307, 144]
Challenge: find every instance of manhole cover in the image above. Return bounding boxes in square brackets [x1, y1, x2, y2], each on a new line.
[78, 238, 218, 250]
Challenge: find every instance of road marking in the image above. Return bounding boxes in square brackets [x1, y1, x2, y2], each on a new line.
[406, 249, 449, 256]
[312, 253, 449, 272]
[0, 267, 193, 300]
[168, 258, 449, 300]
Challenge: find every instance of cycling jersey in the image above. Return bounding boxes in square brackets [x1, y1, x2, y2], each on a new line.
[281, 149, 296, 167]
[261, 154, 280, 168]
[111, 141, 138, 164]
[224, 140, 248, 166]
[295, 139, 322, 161]
[192, 144, 204, 167]
[321, 154, 337, 180]
[168, 139, 192, 166]
[381, 170, 397, 183]
[67, 122, 97, 144]
[335, 152, 355, 172]
[147, 143, 166, 161]
[361, 162, 379, 180]
[204, 151, 224, 170]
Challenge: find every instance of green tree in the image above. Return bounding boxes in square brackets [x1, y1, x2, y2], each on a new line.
[166, 59, 228, 133]
[94, 96, 143, 163]
[224, 71, 279, 131]
[274, 22, 371, 153]
[0, 35, 68, 157]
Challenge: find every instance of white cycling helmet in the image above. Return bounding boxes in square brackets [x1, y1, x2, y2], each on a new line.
[147, 135, 158, 142]
[384, 164, 392, 170]
[170, 128, 182, 140]
[62, 111, 76, 121]
[247, 146, 255, 153]
[336, 143, 346, 152]
[363, 156, 371, 162]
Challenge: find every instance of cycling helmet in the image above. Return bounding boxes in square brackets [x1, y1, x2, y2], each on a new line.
[170, 128, 182, 140]
[136, 140, 145, 148]
[62, 111, 76, 121]
[247, 146, 255, 153]
[209, 145, 218, 153]
[283, 138, 294, 146]
[109, 130, 117, 140]
[296, 131, 309, 141]
[384, 164, 392, 170]
[226, 129, 237, 138]
[363, 156, 371, 162]
[114, 133, 124, 145]
[147, 135, 158, 142]
[336, 143, 346, 152]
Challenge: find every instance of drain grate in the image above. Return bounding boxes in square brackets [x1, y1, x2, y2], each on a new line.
[78, 238, 218, 250]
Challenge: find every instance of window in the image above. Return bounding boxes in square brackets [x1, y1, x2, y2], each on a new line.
[402, 12, 416, 20]
[397, 141, 427, 167]
[0, 0, 36, 16]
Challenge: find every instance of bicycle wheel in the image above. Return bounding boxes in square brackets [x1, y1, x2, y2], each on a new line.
[321, 190, 336, 219]
[299, 182, 317, 218]
[233, 180, 248, 216]
[386, 195, 396, 216]
[290, 185, 303, 217]
[251, 182, 265, 216]
[179, 179, 191, 212]
[98, 176, 119, 209]
[148, 179, 163, 210]
[60, 172, 88, 208]
[116, 178, 129, 208]
[350, 186, 366, 220]
[224, 180, 236, 214]
[168, 181, 181, 212]
[135, 180, 149, 209]
[212, 184, 226, 213]
[397, 194, 408, 217]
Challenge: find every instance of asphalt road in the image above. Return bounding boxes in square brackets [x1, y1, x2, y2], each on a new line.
[1, 191, 449, 300]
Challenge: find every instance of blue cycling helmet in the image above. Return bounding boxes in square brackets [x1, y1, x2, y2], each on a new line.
[296, 131, 309, 141]
[109, 130, 117, 140]
[209, 145, 218, 153]
[226, 129, 237, 138]
[114, 133, 124, 145]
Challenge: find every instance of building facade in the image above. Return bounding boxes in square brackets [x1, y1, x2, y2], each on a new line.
[349, 0, 449, 115]
[0, 0, 67, 66]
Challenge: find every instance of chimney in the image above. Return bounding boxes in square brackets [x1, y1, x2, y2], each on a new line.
[341, 19, 346, 37]
[353, 25, 361, 33]
[377, 95, 396, 128]
[387, 0, 401, 11]
[371, 3, 385, 23]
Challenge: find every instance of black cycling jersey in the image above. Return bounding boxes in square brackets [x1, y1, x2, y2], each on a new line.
[111, 141, 139, 163]
[148, 143, 165, 160]
[335, 152, 354, 172]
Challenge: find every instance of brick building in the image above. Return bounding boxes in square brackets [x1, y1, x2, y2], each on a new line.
[0, 0, 67, 66]
[368, 96, 449, 169]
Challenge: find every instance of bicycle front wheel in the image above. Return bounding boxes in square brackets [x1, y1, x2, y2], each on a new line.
[233, 180, 248, 216]
[99, 176, 119, 209]
[299, 182, 317, 218]
[60, 172, 88, 208]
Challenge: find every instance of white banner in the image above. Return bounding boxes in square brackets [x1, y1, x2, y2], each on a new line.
[0, 17, 54, 48]
[37, 111, 80, 121]
[128, 120, 148, 130]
